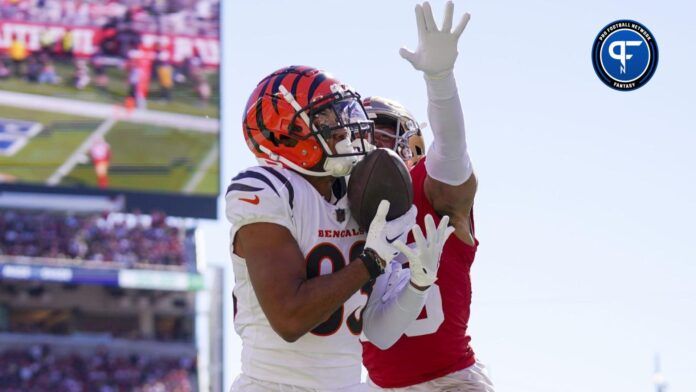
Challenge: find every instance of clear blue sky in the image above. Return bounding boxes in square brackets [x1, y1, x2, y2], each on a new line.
[199, 1, 696, 390]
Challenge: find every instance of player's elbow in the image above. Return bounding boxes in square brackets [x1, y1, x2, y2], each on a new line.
[278, 330, 302, 343]
[267, 307, 312, 342]
[271, 323, 305, 343]
[426, 172, 477, 216]
[261, 295, 315, 342]
[269, 319, 305, 343]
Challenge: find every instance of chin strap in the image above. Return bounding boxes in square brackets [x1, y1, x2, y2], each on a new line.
[258, 145, 331, 177]
[323, 138, 358, 177]
[258, 145, 357, 178]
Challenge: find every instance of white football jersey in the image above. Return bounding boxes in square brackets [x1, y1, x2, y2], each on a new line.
[226, 165, 370, 390]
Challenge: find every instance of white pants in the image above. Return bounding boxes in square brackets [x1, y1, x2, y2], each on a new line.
[367, 362, 495, 392]
[231, 374, 367, 392]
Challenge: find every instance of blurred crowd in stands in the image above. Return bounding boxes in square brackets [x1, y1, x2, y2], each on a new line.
[0, 210, 192, 268]
[0, 0, 218, 108]
[0, 344, 195, 392]
[0, 0, 219, 37]
[4, 305, 194, 343]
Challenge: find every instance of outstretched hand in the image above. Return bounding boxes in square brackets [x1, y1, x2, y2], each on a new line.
[399, 1, 471, 79]
[393, 214, 455, 289]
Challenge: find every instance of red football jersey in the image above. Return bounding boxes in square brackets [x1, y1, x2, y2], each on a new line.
[362, 158, 479, 388]
[89, 140, 111, 162]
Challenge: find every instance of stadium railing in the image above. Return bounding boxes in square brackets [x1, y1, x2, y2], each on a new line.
[0, 254, 190, 272]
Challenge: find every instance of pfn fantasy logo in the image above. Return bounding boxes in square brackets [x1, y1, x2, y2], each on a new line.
[592, 20, 658, 91]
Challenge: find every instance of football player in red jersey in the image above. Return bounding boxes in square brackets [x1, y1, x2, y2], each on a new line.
[360, 2, 495, 391]
[89, 136, 111, 189]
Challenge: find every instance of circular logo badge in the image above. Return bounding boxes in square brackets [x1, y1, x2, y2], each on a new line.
[592, 20, 658, 91]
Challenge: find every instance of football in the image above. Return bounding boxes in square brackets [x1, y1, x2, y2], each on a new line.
[348, 148, 413, 230]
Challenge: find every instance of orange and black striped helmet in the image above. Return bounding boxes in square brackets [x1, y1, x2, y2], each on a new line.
[243, 66, 374, 176]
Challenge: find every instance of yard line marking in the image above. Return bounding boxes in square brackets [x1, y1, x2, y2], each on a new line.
[46, 117, 117, 186]
[182, 145, 219, 194]
[0, 90, 219, 133]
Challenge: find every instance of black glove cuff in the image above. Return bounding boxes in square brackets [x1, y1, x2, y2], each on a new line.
[359, 247, 386, 280]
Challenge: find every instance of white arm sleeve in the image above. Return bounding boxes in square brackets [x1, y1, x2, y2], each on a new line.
[424, 71, 473, 186]
[362, 259, 429, 349]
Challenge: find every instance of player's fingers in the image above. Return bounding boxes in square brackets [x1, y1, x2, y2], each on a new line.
[441, 1, 454, 33]
[422, 1, 437, 32]
[415, 4, 427, 38]
[453, 12, 471, 38]
[391, 205, 417, 230]
[442, 226, 456, 245]
[399, 47, 417, 66]
[412, 224, 428, 251]
[405, 205, 418, 222]
[424, 214, 437, 243]
[393, 240, 417, 261]
[437, 215, 451, 240]
[375, 200, 390, 220]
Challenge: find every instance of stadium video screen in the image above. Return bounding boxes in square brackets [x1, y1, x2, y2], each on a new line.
[0, 1, 220, 218]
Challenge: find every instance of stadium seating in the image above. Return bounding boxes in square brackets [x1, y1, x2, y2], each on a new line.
[0, 343, 196, 392]
[0, 210, 193, 269]
[0, 0, 220, 37]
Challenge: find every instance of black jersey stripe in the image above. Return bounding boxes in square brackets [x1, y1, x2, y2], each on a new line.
[226, 183, 264, 195]
[231, 170, 279, 196]
[259, 166, 295, 209]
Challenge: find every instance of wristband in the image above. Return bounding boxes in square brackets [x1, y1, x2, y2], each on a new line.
[359, 248, 386, 280]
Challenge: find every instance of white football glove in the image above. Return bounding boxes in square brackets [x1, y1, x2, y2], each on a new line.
[399, 1, 471, 79]
[394, 214, 455, 288]
[365, 200, 417, 264]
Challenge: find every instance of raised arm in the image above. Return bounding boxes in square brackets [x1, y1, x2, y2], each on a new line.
[400, 1, 477, 244]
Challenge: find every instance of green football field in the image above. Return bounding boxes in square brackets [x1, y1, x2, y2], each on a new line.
[0, 61, 219, 118]
[0, 106, 219, 196]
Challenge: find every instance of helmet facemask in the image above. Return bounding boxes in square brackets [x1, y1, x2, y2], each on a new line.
[291, 90, 374, 177]
[371, 115, 419, 162]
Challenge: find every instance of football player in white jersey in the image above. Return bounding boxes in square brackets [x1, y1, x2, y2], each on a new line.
[226, 66, 454, 391]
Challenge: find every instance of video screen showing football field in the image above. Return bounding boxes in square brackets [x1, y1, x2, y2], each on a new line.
[0, 95, 219, 196]
[0, 4, 220, 197]
[0, 104, 218, 195]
